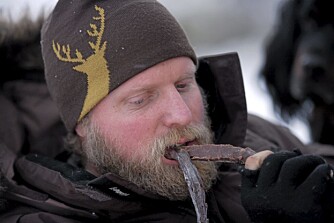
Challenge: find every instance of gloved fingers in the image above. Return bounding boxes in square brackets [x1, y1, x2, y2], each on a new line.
[245, 150, 273, 170]
[256, 151, 299, 188]
[240, 167, 260, 188]
[298, 164, 333, 201]
[323, 180, 334, 221]
[240, 168, 262, 211]
[279, 155, 326, 187]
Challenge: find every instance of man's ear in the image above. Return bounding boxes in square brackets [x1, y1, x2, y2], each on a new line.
[75, 121, 86, 138]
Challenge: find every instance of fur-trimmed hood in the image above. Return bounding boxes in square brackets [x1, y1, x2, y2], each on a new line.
[0, 14, 45, 83]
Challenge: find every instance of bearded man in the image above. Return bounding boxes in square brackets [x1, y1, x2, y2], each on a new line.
[74, 57, 218, 201]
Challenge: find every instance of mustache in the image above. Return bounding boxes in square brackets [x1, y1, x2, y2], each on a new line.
[141, 123, 213, 162]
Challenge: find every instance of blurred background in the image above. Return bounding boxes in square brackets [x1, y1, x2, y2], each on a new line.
[0, 0, 310, 143]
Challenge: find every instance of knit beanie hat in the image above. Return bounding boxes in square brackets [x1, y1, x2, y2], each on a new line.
[41, 0, 197, 132]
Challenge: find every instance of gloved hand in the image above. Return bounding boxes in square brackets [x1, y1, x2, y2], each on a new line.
[323, 175, 334, 222]
[239, 150, 333, 223]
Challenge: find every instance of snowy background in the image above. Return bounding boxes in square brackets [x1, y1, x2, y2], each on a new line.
[0, 0, 310, 143]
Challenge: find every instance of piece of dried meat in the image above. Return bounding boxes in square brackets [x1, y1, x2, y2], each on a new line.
[166, 144, 255, 164]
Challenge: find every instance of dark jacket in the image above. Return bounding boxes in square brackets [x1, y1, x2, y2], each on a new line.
[1, 53, 334, 223]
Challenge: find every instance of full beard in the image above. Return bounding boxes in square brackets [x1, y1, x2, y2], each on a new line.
[80, 117, 218, 200]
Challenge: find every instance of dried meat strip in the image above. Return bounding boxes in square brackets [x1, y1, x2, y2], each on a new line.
[166, 144, 255, 165]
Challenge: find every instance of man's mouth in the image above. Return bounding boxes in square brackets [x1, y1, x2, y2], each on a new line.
[164, 139, 197, 161]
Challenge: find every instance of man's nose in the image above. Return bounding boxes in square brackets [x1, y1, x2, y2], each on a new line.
[161, 88, 192, 128]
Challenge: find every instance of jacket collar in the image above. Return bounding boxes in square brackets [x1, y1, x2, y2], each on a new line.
[197, 52, 247, 146]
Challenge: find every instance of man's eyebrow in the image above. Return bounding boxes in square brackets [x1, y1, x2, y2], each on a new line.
[181, 73, 196, 80]
[182, 66, 196, 78]
[189, 64, 197, 75]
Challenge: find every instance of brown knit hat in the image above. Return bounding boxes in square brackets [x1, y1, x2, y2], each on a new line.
[41, 0, 197, 131]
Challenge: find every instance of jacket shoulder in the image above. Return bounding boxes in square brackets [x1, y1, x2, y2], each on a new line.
[244, 114, 305, 152]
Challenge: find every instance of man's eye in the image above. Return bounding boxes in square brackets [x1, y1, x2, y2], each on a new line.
[130, 98, 145, 105]
[176, 83, 190, 92]
[176, 83, 187, 89]
[126, 92, 157, 110]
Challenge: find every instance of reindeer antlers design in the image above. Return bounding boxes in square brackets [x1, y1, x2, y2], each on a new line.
[52, 5, 106, 62]
[52, 5, 110, 122]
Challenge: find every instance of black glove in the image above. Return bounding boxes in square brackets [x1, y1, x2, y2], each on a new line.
[323, 171, 334, 222]
[240, 150, 333, 223]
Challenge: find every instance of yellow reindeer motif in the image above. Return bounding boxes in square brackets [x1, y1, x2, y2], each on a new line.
[52, 5, 110, 121]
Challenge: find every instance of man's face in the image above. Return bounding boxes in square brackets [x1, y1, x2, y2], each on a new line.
[77, 57, 218, 200]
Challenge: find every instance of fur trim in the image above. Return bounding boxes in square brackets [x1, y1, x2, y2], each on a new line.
[0, 13, 45, 83]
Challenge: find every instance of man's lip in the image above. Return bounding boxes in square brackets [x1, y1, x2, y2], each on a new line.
[176, 138, 196, 146]
[185, 139, 197, 146]
[161, 156, 179, 166]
